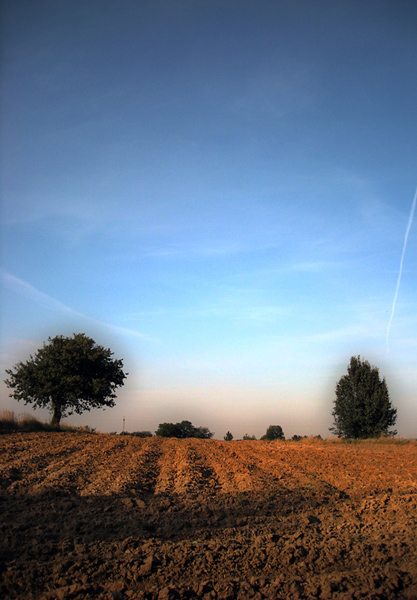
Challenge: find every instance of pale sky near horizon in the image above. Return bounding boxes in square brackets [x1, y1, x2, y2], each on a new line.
[1, 0, 416, 439]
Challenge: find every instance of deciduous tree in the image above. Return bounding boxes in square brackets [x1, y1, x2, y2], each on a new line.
[5, 333, 127, 428]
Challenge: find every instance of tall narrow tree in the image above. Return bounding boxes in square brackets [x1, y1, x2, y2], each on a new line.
[330, 356, 397, 439]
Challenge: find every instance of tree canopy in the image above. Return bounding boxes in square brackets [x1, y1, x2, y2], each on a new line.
[261, 424, 285, 440]
[4, 333, 127, 427]
[330, 355, 397, 439]
[155, 420, 214, 439]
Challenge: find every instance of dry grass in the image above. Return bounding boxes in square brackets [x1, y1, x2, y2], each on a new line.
[0, 410, 18, 431]
[330, 435, 416, 446]
[0, 410, 97, 434]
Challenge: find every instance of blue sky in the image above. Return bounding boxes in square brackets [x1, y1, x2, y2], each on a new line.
[1, 0, 416, 438]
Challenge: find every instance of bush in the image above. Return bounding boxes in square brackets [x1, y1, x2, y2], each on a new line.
[242, 433, 257, 440]
[224, 431, 233, 441]
[261, 425, 285, 441]
[193, 426, 213, 439]
[155, 420, 214, 439]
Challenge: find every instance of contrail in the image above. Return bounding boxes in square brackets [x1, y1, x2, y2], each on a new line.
[386, 186, 417, 353]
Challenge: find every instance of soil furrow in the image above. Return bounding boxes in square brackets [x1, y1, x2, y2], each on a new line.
[1, 433, 416, 600]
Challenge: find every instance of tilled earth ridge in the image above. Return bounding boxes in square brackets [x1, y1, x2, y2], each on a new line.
[0, 434, 416, 600]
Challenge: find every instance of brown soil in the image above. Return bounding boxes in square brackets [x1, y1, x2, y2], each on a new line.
[1, 433, 416, 600]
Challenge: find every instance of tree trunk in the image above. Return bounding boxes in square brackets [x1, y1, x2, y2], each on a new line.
[51, 401, 62, 429]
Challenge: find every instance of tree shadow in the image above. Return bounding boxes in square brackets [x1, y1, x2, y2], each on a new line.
[3, 485, 413, 600]
[0, 479, 343, 556]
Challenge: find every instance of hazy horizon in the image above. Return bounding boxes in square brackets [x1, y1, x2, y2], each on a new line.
[1, 1, 416, 439]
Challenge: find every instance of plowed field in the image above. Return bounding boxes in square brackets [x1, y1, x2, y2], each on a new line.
[1, 433, 417, 599]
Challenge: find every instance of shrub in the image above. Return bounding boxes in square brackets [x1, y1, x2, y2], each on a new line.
[155, 420, 214, 439]
[261, 425, 285, 441]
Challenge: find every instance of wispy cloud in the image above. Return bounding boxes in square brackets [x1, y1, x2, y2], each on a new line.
[2, 271, 81, 316]
[1, 270, 149, 341]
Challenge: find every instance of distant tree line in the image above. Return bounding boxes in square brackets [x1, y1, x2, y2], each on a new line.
[3, 333, 398, 441]
[224, 425, 286, 441]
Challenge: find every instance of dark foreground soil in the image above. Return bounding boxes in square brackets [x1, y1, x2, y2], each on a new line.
[1, 433, 416, 600]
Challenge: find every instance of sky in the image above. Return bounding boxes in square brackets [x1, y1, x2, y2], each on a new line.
[1, 0, 416, 439]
